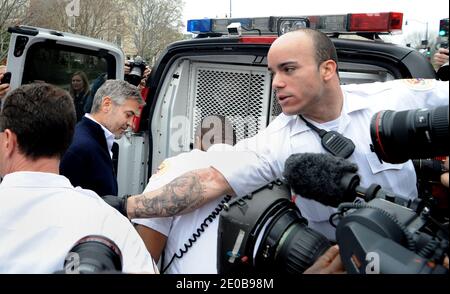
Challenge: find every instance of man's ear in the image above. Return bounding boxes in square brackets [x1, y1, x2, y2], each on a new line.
[320, 60, 337, 81]
[101, 96, 113, 112]
[2, 129, 18, 158]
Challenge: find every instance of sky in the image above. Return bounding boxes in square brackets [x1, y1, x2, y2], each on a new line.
[182, 0, 449, 44]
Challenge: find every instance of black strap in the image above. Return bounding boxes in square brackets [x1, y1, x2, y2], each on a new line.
[299, 115, 355, 159]
[299, 115, 328, 138]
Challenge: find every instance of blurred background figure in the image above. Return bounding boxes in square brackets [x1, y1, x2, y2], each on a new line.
[434, 48, 449, 81]
[69, 71, 91, 121]
[0, 65, 10, 99]
[434, 48, 449, 67]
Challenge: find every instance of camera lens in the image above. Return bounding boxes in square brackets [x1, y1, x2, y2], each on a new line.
[370, 105, 448, 164]
[255, 205, 330, 273]
[218, 182, 330, 274]
[64, 235, 122, 273]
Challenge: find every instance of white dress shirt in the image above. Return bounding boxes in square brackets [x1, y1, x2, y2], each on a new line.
[0, 172, 156, 273]
[85, 113, 115, 158]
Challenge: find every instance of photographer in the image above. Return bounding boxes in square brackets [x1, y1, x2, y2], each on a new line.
[110, 29, 448, 246]
[0, 83, 156, 273]
[125, 58, 151, 90]
[0, 65, 10, 99]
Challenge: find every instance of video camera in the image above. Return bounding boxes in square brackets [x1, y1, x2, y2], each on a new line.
[217, 181, 331, 274]
[125, 56, 147, 87]
[218, 105, 449, 274]
[323, 156, 448, 274]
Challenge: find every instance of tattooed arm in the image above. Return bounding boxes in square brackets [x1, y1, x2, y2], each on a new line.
[127, 167, 235, 219]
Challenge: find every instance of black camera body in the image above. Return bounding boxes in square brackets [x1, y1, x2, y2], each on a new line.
[125, 56, 147, 87]
[218, 181, 330, 274]
[336, 197, 448, 274]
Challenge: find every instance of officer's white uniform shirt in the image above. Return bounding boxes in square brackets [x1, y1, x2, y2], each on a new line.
[133, 144, 234, 274]
[211, 79, 449, 240]
[0, 172, 156, 274]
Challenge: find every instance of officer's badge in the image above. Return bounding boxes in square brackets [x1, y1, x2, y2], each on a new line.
[402, 78, 436, 91]
[154, 160, 169, 178]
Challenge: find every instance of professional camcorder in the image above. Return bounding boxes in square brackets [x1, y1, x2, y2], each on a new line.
[218, 105, 448, 274]
[125, 56, 147, 87]
[217, 181, 331, 274]
[61, 235, 123, 274]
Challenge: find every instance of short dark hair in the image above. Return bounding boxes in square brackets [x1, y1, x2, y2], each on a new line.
[0, 83, 76, 159]
[298, 28, 339, 72]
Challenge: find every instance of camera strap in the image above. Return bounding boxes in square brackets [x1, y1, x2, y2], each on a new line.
[299, 115, 355, 159]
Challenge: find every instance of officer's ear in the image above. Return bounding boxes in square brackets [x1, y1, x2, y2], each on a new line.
[320, 60, 337, 82]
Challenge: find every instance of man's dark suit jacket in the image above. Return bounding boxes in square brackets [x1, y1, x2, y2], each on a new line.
[60, 117, 118, 196]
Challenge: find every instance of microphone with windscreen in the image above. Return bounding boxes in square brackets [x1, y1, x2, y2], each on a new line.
[283, 153, 412, 208]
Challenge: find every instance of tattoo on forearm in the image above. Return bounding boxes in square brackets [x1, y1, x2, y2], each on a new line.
[134, 171, 205, 218]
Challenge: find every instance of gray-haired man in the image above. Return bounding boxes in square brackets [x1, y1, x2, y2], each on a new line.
[60, 79, 145, 196]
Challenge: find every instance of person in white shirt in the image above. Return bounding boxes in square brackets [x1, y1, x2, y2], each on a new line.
[132, 115, 236, 274]
[117, 29, 448, 242]
[0, 83, 156, 274]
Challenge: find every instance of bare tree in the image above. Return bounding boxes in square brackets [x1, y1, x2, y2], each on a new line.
[0, 0, 30, 62]
[24, 0, 126, 41]
[127, 0, 184, 63]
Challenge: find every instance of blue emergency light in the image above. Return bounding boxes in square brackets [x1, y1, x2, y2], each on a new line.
[187, 19, 212, 33]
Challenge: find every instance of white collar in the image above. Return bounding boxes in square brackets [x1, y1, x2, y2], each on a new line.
[84, 114, 115, 155]
[0, 172, 74, 189]
[269, 89, 371, 137]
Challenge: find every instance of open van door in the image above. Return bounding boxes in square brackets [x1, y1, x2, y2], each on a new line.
[6, 26, 124, 91]
[4, 26, 149, 196]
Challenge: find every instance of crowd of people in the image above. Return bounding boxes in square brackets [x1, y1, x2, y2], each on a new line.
[0, 28, 448, 274]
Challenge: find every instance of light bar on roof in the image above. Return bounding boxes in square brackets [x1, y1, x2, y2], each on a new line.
[186, 12, 403, 36]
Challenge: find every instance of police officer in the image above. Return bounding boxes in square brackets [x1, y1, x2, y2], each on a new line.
[114, 29, 449, 242]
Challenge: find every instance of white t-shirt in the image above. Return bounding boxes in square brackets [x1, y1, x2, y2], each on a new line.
[133, 144, 234, 274]
[0, 172, 157, 274]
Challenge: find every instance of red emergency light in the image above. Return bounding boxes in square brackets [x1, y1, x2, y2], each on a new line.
[348, 12, 403, 32]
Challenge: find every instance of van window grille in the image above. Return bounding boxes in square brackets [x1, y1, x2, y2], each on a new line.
[192, 67, 268, 142]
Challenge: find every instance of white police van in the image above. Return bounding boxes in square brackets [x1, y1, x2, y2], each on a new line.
[4, 12, 437, 196]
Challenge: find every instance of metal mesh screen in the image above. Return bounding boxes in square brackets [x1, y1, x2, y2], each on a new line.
[270, 90, 282, 120]
[192, 66, 268, 141]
